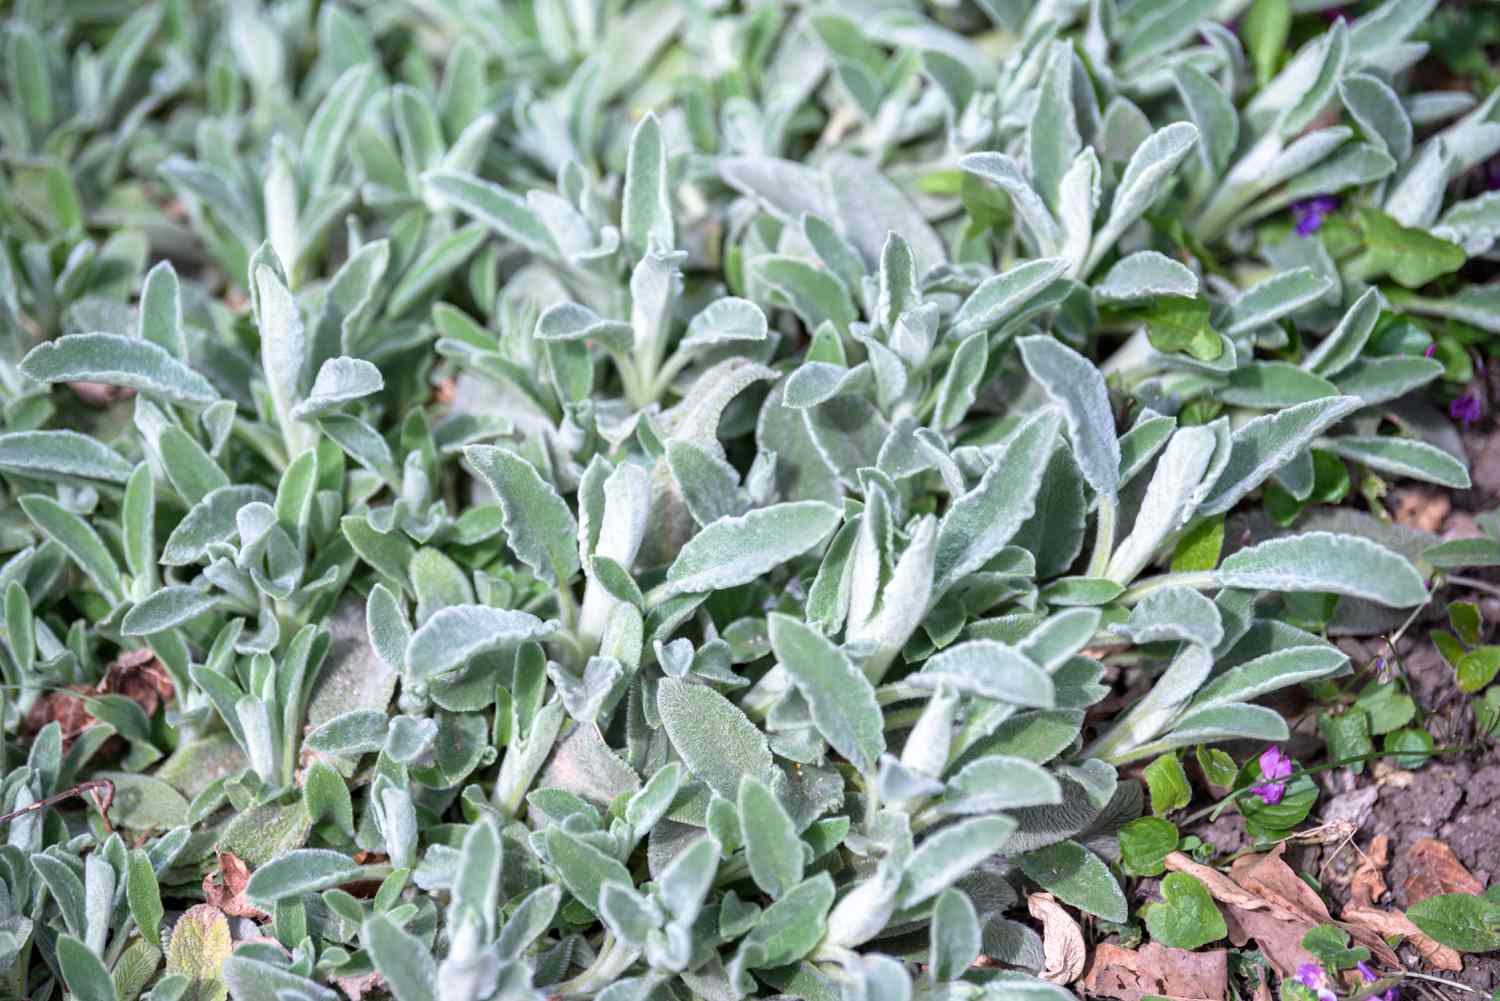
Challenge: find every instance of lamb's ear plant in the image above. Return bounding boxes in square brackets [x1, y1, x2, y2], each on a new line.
[1, 1, 1496, 999]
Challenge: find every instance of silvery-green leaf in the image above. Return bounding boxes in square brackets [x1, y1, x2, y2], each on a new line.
[1085, 644, 1213, 762]
[1158, 703, 1289, 749]
[21, 333, 219, 407]
[386, 224, 489, 318]
[1222, 269, 1336, 337]
[291, 357, 383, 420]
[750, 255, 857, 336]
[1085, 123, 1198, 275]
[422, 170, 558, 257]
[1094, 252, 1199, 303]
[364, 582, 409, 671]
[656, 501, 840, 602]
[738, 873, 836, 969]
[1056, 149, 1099, 274]
[950, 257, 1068, 338]
[622, 113, 673, 260]
[898, 816, 1017, 908]
[405, 605, 558, 681]
[877, 234, 918, 331]
[1187, 645, 1349, 716]
[1250, 144, 1397, 222]
[1029, 41, 1082, 213]
[929, 888, 982, 982]
[1333, 356, 1443, 407]
[0, 431, 133, 484]
[738, 774, 803, 899]
[1018, 608, 1102, 672]
[1019, 336, 1118, 500]
[666, 439, 745, 528]
[941, 756, 1062, 814]
[1018, 841, 1127, 922]
[254, 264, 318, 456]
[122, 586, 216, 636]
[1216, 531, 1428, 607]
[247, 849, 363, 906]
[1196, 396, 1361, 516]
[682, 298, 768, 349]
[1339, 72, 1413, 162]
[958, 153, 1062, 254]
[221, 956, 339, 1001]
[1326, 435, 1469, 488]
[139, 260, 186, 360]
[933, 332, 988, 433]
[1302, 288, 1383, 378]
[916, 640, 1054, 708]
[720, 156, 834, 225]
[934, 408, 1062, 595]
[767, 613, 883, 773]
[1433, 190, 1500, 256]
[535, 302, 634, 357]
[1110, 588, 1223, 648]
[465, 445, 580, 585]
[1174, 63, 1237, 175]
[1219, 362, 1338, 409]
[1278, 19, 1348, 137]
[306, 709, 389, 755]
[364, 914, 438, 1001]
[825, 154, 946, 276]
[19, 495, 122, 602]
[1106, 425, 1218, 583]
[319, 414, 398, 484]
[657, 676, 774, 800]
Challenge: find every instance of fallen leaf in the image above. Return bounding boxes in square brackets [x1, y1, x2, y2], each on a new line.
[1230, 846, 1400, 970]
[1163, 852, 1267, 911]
[1391, 488, 1449, 534]
[1080, 942, 1227, 1001]
[1402, 837, 1484, 904]
[1349, 834, 1390, 908]
[203, 852, 267, 919]
[1220, 903, 1317, 979]
[1028, 892, 1087, 985]
[1341, 906, 1462, 972]
[335, 970, 385, 1001]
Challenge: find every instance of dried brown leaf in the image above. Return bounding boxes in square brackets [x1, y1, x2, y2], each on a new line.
[1080, 942, 1227, 1001]
[1341, 906, 1462, 973]
[1402, 837, 1484, 904]
[203, 852, 268, 919]
[1349, 834, 1390, 909]
[1028, 892, 1087, 985]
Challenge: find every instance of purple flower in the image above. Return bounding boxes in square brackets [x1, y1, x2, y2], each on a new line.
[1450, 392, 1484, 428]
[1297, 963, 1338, 1001]
[1293, 195, 1340, 236]
[1358, 961, 1399, 1001]
[1424, 343, 1437, 358]
[1250, 746, 1294, 805]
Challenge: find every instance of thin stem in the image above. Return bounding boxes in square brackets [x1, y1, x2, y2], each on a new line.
[1443, 575, 1500, 602]
[1178, 744, 1472, 827]
[1117, 570, 1218, 605]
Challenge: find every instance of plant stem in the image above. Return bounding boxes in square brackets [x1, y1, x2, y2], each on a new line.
[1086, 497, 1118, 578]
[1178, 744, 1472, 826]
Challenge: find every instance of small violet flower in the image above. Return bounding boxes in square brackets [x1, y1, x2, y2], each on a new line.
[1358, 961, 1399, 1001]
[1293, 195, 1340, 236]
[1297, 963, 1338, 1001]
[1423, 343, 1437, 358]
[1450, 392, 1484, 429]
[1250, 745, 1294, 805]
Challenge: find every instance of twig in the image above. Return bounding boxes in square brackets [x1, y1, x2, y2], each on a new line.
[0, 779, 115, 834]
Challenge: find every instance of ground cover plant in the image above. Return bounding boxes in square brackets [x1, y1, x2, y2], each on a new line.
[4, 0, 1500, 999]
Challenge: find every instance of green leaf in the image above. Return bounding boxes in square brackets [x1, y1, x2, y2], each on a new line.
[422, 170, 558, 257]
[545, 826, 633, 914]
[1018, 840, 1128, 922]
[1327, 436, 1471, 489]
[739, 774, 804, 899]
[122, 587, 216, 636]
[1457, 646, 1500, 694]
[766, 613, 884, 773]
[1407, 894, 1500, 953]
[917, 640, 1054, 708]
[1144, 873, 1227, 949]
[1119, 817, 1179, 877]
[900, 816, 1018, 909]
[464, 445, 581, 586]
[930, 889, 981, 981]
[1143, 753, 1192, 815]
[1353, 208, 1466, 288]
[291, 357, 384, 420]
[1244, 0, 1291, 85]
